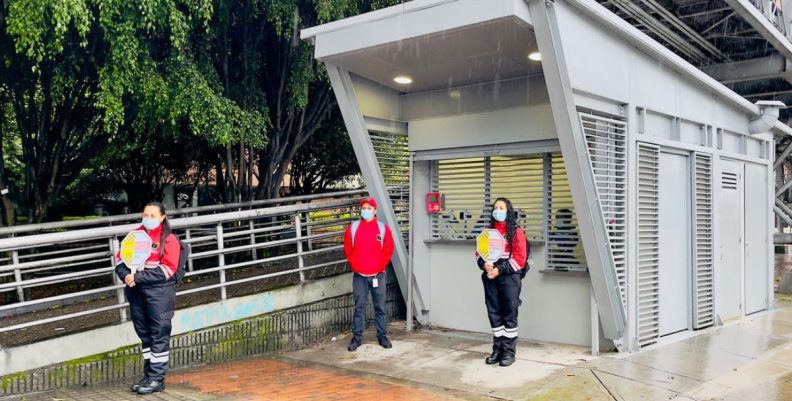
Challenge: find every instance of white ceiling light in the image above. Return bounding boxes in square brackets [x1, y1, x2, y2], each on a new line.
[394, 76, 413, 84]
[528, 52, 542, 61]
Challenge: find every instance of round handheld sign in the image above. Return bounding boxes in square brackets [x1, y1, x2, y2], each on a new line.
[477, 229, 506, 263]
[120, 230, 153, 270]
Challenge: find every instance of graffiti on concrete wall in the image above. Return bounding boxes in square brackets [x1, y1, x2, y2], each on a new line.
[179, 294, 275, 331]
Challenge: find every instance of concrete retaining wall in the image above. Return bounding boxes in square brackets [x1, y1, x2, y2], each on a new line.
[0, 275, 405, 397]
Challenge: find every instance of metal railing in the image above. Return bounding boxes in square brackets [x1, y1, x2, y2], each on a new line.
[0, 189, 369, 237]
[0, 192, 367, 348]
[749, 0, 789, 38]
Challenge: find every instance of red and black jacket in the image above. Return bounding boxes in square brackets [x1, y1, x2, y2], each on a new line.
[475, 222, 528, 275]
[114, 225, 180, 287]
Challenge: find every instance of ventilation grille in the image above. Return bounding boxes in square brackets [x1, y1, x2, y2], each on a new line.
[580, 112, 628, 305]
[693, 153, 714, 329]
[637, 143, 660, 347]
[546, 153, 587, 271]
[722, 172, 738, 190]
[370, 132, 410, 243]
[430, 155, 545, 241]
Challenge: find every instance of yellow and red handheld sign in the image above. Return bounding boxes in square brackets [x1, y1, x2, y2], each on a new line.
[120, 230, 152, 270]
[477, 229, 506, 263]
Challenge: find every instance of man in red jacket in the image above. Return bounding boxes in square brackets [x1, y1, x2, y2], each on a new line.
[343, 197, 395, 351]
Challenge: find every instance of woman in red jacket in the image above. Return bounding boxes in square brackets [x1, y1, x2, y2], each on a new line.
[114, 202, 180, 395]
[476, 197, 527, 367]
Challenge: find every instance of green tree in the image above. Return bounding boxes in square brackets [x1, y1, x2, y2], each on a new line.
[0, 0, 266, 223]
[204, 0, 405, 200]
[288, 111, 360, 195]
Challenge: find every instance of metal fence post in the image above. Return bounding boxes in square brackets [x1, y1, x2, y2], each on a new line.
[305, 213, 313, 252]
[12, 250, 24, 302]
[249, 220, 258, 261]
[217, 223, 227, 300]
[109, 238, 127, 322]
[185, 229, 194, 272]
[295, 215, 305, 283]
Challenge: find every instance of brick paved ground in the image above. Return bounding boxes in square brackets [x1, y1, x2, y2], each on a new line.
[1, 382, 220, 401]
[167, 358, 471, 401]
[3, 357, 475, 401]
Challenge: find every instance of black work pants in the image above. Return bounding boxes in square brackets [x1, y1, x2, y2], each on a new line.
[352, 272, 387, 339]
[126, 283, 176, 381]
[482, 272, 522, 357]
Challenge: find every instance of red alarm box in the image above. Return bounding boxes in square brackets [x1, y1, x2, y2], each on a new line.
[426, 193, 444, 213]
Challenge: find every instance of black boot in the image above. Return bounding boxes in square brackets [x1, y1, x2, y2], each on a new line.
[130, 377, 149, 392]
[485, 350, 503, 365]
[136, 380, 165, 395]
[378, 336, 392, 349]
[348, 336, 362, 352]
[499, 355, 515, 367]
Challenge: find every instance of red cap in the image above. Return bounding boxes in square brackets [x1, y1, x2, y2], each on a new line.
[359, 197, 377, 209]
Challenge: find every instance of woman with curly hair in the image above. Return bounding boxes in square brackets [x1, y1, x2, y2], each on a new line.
[475, 197, 528, 367]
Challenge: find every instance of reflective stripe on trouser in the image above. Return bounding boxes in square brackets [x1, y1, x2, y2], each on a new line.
[352, 271, 387, 339]
[482, 272, 522, 357]
[126, 284, 176, 381]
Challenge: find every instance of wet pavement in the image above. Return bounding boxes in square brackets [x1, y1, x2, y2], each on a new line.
[8, 302, 792, 401]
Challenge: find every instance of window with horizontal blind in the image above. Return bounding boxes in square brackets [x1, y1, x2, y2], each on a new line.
[430, 152, 587, 271]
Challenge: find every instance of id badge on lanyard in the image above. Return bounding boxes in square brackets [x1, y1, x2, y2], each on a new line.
[373, 278, 379, 288]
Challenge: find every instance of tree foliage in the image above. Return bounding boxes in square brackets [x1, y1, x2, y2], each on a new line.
[0, 0, 266, 222]
[288, 111, 360, 195]
[0, 0, 408, 223]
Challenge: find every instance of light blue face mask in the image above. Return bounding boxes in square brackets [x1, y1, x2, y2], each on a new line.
[492, 210, 507, 222]
[142, 218, 161, 230]
[360, 209, 375, 221]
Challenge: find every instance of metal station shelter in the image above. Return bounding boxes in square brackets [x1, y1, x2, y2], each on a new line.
[301, 0, 788, 352]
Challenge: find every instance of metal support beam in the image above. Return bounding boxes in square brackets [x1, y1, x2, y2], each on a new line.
[326, 64, 426, 320]
[702, 55, 792, 84]
[528, 0, 627, 342]
[635, 0, 729, 62]
[777, 176, 792, 196]
[775, 140, 792, 170]
[774, 204, 792, 226]
[608, 0, 711, 63]
[723, 0, 792, 66]
[776, 198, 792, 221]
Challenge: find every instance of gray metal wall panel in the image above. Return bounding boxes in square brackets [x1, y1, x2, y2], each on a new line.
[400, 76, 550, 122]
[745, 163, 769, 314]
[427, 242, 594, 346]
[658, 152, 691, 336]
[407, 105, 557, 152]
[351, 74, 402, 121]
[411, 161, 433, 316]
[718, 159, 743, 321]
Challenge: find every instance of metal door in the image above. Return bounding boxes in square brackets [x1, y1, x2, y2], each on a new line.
[658, 152, 691, 336]
[718, 159, 743, 320]
[744, 163, 768, 314]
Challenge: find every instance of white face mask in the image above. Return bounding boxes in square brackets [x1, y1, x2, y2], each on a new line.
[142, 218, 161, 230]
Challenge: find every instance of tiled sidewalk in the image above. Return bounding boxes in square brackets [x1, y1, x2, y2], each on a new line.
[168, 358, 470, 401]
